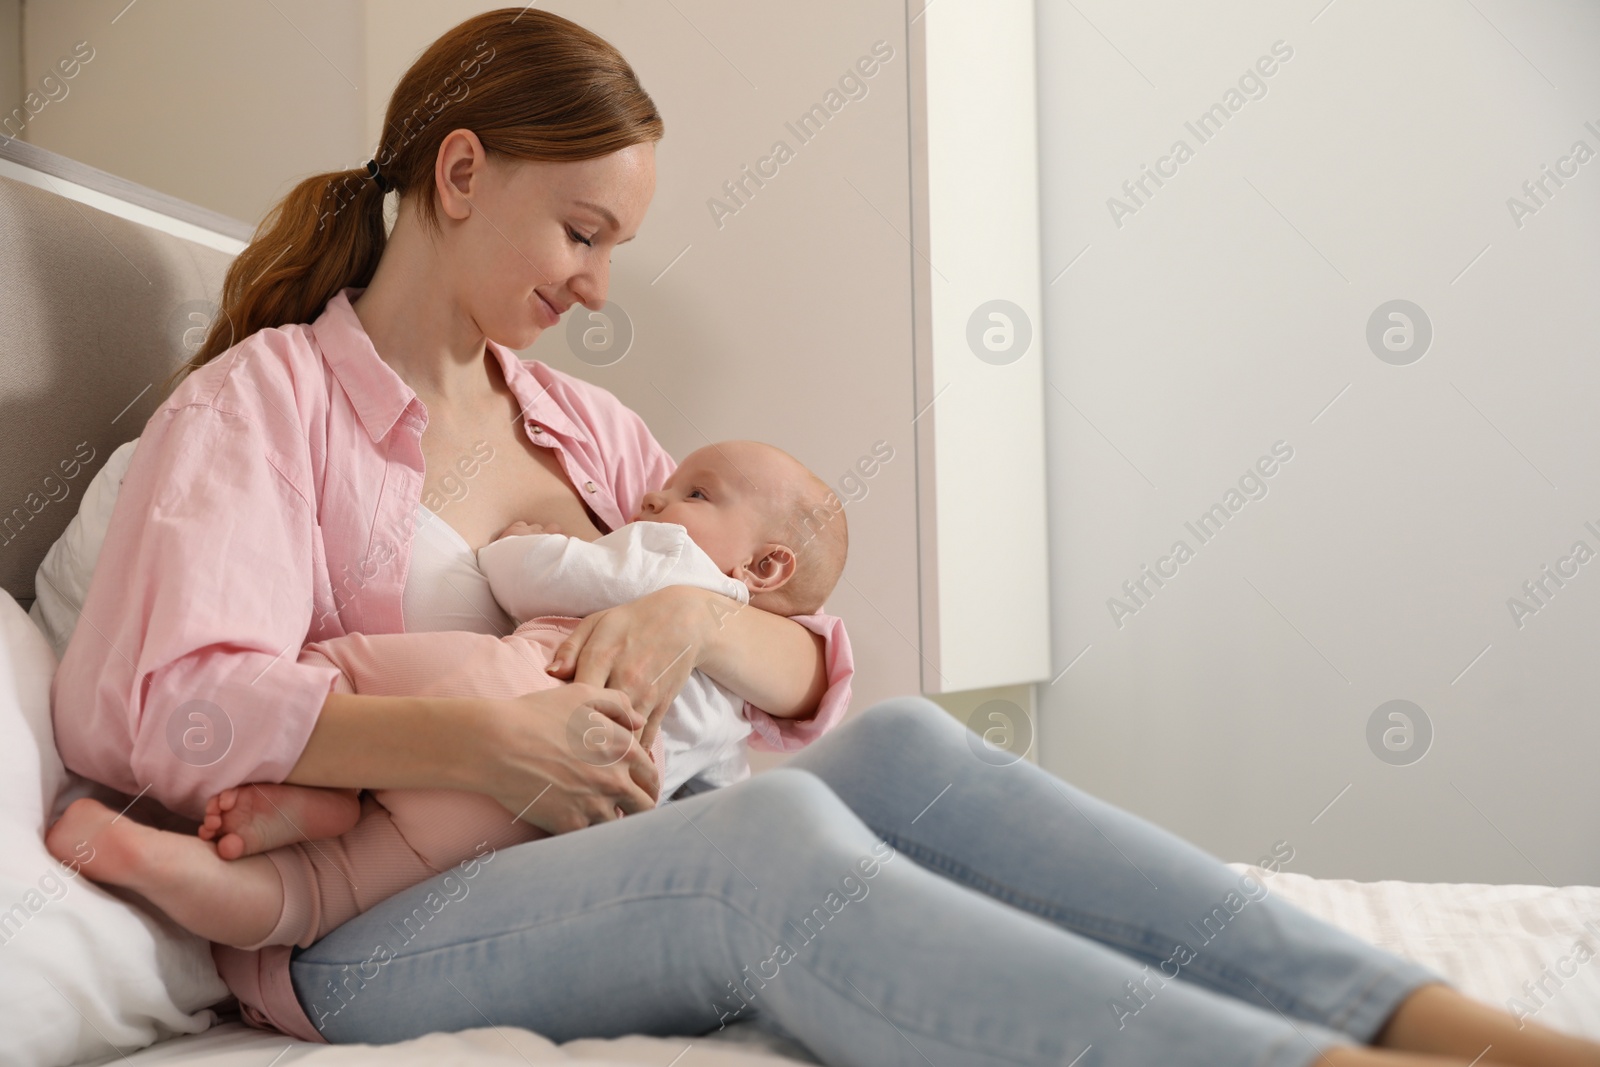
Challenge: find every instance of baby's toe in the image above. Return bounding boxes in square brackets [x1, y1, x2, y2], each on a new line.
[216, 832, 246, 861]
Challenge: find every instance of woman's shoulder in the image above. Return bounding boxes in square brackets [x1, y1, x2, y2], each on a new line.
[162, 322, 325, 424]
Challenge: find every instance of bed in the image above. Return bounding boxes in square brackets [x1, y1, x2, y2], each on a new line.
[2, 141, 1596, 1067]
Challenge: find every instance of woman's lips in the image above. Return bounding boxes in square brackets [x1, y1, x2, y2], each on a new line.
[535, 292, 560, 326]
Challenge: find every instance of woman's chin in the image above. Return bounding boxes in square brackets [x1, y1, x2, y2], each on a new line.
[487, 322, 546, 353]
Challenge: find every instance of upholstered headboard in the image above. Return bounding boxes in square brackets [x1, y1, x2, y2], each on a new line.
[0, 140, 250, 607]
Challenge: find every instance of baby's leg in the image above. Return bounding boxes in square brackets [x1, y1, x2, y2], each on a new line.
[250, 793, 455, 948]
[47, 797, 283, 947]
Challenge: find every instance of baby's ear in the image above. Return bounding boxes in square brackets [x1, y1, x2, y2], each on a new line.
[736, 544, 796, 594]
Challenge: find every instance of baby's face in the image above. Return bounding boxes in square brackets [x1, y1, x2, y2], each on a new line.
[633, 443, 787, 574]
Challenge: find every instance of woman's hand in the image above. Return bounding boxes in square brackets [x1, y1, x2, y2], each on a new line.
[545, 585, 737, 750]
[478, 681, 660, 835]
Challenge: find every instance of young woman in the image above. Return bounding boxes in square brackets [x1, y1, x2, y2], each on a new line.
[48, 9, 1600, 1067]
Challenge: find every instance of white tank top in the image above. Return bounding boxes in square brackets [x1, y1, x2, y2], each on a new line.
[402, 504, 515, 636]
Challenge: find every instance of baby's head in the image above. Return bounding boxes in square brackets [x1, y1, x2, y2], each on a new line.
[633, 441, 847, 615]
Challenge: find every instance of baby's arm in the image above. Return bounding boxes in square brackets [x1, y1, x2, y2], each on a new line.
[478, 521, 747, 621]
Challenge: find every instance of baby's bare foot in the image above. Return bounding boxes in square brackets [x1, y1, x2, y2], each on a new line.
[48, 797, 284, 947]
[198, 784, 361, 860]
[47, 796, 159, 886]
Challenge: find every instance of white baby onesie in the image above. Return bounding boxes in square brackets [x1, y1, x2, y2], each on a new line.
[477, 521, 753, 795]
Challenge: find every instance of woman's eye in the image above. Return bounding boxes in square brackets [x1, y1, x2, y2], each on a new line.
[567, 227, 594, 248]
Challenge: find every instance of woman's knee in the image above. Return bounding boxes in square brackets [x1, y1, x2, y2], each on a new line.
[833, 696, 968, 754]
[727, 769, 878, 855]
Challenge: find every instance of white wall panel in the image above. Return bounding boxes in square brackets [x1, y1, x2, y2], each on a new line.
[1037, 0, 1600, 884]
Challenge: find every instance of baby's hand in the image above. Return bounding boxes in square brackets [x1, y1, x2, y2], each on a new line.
[496, 520, 563, 541]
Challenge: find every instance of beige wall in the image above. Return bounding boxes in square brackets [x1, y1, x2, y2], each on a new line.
[0, 0, 21, 122]
[21, 0, 366, 224]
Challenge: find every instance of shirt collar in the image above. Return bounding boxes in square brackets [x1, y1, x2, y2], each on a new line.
[313, 288, 587, 446]
[312, 288, 418, 444]
[485, 342, 589, 445]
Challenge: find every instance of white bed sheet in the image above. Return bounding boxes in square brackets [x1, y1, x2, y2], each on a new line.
[87, 865, 1600, 1066]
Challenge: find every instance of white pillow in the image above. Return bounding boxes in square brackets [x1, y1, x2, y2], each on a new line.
[31, 439, 139, 661]
[0, 590, 227, 1066]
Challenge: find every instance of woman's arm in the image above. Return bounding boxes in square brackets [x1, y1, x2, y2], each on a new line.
[52, 395, 658, 831]
[285, 691, 492, 792]
[548, 585, 848, 750]
[697, 597, 828, 718]
[52, 403, 346, 817]
[288, 686, 661, 833]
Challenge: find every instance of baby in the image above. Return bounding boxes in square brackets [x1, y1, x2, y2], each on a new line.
[48, 440, 848, 957]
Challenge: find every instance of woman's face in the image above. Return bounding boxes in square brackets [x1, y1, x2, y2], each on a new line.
[445, 140, 656, 350]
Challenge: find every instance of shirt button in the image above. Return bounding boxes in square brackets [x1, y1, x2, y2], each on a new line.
[531, 424, 544, 434]
[584, 481, 598, 494]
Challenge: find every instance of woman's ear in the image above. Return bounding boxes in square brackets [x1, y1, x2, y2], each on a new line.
[737, 544, 797, 594]
[435, 128, 488, 223]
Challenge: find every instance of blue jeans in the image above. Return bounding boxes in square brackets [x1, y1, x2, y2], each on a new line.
[290, 698, 1441, 1066]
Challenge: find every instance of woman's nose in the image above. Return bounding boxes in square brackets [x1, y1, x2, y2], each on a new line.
[570, 257, 611, 312]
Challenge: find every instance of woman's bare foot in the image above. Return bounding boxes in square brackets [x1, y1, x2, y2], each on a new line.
[1373, 983, 1600, 1067]
[1320, 1051, 1519, 1066]
[1321, 1050, 1515, 1066]
[46, 797, 284, 947]
[198, 783, 361, 860]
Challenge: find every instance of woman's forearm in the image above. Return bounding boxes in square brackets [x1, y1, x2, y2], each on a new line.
[697, 599, 828, 718]
[286, 690, 484, 791]
[289, 687, 659, 830]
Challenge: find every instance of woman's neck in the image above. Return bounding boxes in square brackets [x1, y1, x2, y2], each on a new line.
[351, 208, 491, 409]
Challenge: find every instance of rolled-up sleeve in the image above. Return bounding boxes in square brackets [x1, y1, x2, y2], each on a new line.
[743, 611, 854, 752]
[52, 402, 342, 817]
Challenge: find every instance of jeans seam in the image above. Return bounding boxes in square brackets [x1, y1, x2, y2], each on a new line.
[714, 898, 1044, 1066]
[879, 832, 1340, 1030]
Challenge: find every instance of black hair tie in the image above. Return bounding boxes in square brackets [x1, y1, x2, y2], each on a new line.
[365, 159, 392, 193]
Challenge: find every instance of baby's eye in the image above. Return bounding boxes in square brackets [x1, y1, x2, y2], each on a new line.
[567, 227, 594, 248]
[688, 488, 707, 500]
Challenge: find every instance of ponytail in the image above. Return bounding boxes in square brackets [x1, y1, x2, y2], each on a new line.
[164, 7, 663, 396]
[163, 167, 387, 396]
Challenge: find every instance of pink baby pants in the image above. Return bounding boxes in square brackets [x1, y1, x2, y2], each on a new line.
[242, 616, 660, 950]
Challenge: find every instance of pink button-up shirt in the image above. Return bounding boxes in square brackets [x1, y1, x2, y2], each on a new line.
[52, 289, 853, 820]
